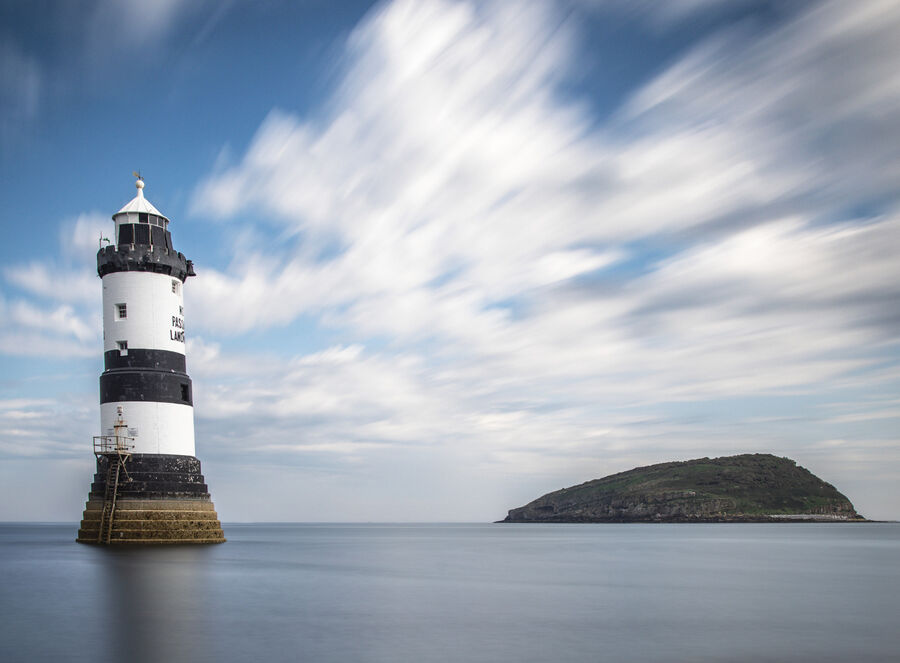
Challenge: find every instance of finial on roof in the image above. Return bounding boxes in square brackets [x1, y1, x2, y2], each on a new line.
[114, 171, 166, 219]
[133, 170, 145, 196]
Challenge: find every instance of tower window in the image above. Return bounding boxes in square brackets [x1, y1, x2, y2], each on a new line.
[151, 225, 165, 247]
[180, 384, 190, 402]
[116, 303, 127, 319]
[134, 224, 150, 244]
[117, 341, 128, 356]
[117, 223, 134, 245]
[172, 280, 180, 294]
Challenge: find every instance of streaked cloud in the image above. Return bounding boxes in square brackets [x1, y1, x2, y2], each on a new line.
[3, 0, 898, 520]
[183, 0, 900, 521]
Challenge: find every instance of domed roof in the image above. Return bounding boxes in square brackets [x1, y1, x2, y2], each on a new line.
[113, 178, 169, 221]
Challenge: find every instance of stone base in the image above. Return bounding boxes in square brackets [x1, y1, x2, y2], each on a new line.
[76, 453, 225, 545]
[77, 498, 225, 544]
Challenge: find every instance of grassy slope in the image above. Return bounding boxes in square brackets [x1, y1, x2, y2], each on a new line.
[528, 454, 857, 517]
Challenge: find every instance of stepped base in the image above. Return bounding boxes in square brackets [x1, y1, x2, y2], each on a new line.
[76, 454, 225, 545]
[77, 498, 225, 544]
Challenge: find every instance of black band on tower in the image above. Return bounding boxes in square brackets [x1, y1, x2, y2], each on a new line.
[104, 348, 186, 372]
[89, 454, 211, 499]
[97, 244, 194, 281]
[100, 370, 193, 406]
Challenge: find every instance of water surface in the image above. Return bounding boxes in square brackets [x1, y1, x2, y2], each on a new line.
[1, 523, 898, 662]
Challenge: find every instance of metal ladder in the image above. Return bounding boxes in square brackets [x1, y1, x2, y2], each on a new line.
[97, 454, 126, 544]
[92, 407, 135, 544]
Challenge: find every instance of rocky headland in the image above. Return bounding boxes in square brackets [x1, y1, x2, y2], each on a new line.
[501, 454, 864, 523]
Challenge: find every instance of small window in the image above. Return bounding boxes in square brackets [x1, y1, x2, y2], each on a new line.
[172, 280, 179, 294]
[117, 341, 128, 356]
[134, 224, 150, 244]
[117, 223, 134, 245]
[139, 212, 148, 223]
[180, 384, 190, 402]
[116, 303, 127, 319]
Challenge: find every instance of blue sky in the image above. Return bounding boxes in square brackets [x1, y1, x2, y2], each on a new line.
[1, 0, 898, 521]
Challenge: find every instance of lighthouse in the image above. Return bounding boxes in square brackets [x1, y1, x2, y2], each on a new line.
[77, 177, 225, 544]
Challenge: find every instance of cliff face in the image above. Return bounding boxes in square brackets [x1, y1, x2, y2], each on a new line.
[502, 454, 863, 523]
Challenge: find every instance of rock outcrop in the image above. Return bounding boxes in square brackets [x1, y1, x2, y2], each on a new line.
[502, 454, 863, 523]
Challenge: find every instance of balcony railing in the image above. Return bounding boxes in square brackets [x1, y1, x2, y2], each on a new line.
[93, 435, 135, 456]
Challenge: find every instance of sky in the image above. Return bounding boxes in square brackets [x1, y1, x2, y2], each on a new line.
[1, 0, 898, 522]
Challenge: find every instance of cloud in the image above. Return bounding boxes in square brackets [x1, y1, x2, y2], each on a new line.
[0, 396, 95, 458]
[4, 212, 107, 308]
[191, 3, 898, 332]
[9, 300, 94, 343]
[7, 0, 896, 519]
[189, 0, 610, 334]
[183, 0, 900, 502]
[622, 0, 900, 217]
[191, 0, 900, 338]
[0, 213, 105, 358]
[4, 262, 98, 306]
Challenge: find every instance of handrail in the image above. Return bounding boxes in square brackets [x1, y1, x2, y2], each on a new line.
[93, 435, 135, 456]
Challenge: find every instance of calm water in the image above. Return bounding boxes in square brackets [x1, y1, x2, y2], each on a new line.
[1, 523, 898, 662]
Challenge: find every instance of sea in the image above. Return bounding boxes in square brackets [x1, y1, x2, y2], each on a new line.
[1, 522, 898, 663]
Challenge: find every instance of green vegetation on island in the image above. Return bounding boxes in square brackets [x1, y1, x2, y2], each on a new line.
[502, 454, 864, 523]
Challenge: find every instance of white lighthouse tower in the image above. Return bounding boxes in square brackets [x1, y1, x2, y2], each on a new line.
[77, 177, 224, 544]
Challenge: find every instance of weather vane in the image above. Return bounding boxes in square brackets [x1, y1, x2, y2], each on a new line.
[132, 170, 143, 182]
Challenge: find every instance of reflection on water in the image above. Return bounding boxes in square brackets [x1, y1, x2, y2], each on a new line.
[99, 546, 214, 663]
[1, 523, 900, 663]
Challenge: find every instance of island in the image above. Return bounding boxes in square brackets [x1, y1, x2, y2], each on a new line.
[500, 454, 865, 523]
